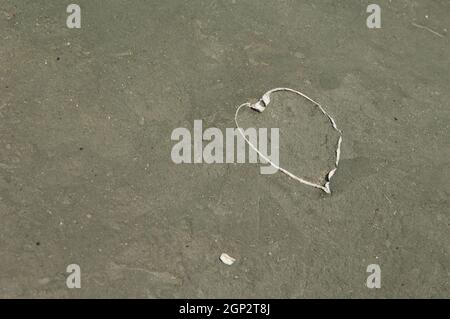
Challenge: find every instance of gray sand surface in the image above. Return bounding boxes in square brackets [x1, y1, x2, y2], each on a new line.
[0, 0, 449, 297]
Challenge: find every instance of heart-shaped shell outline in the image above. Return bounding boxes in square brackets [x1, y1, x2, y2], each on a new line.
[234, 87, 343, 194]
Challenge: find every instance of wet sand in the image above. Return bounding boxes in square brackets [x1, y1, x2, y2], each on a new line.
[0, 0, 448, 297]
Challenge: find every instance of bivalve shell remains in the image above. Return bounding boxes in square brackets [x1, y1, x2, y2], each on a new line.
[220, 253, 236, 265]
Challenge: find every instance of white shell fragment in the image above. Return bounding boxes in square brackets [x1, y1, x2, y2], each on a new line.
[234, 87, 343, 194]
[220, 253, 236, 265]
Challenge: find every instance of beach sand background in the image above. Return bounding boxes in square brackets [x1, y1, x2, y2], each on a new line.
[0, 0, 448, 297]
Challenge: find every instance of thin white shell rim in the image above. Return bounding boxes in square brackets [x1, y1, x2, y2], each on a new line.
[234, 87, 343, 194]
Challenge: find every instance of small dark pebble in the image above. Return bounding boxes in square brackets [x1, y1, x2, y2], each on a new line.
[36, 242, 40, 246]
[56, 57, 60, 61]
[79, 147, 84, 151]
[394, 117, 398, 121]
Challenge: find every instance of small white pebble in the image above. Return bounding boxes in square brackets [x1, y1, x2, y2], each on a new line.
[220, 253, 236, 265]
